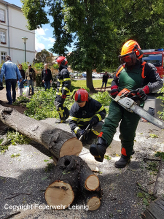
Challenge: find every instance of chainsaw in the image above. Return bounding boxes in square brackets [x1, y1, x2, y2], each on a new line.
[79, 124, 91, 141]
[109, 88, 164, 129]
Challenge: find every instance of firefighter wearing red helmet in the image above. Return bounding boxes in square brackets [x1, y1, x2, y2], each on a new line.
[54, 56, 71, 123]
[69, 89, 106, 144]
[90, 40, 163, 168]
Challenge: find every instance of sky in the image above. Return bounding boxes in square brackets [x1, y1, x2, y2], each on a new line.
[7, 0, 59, 54]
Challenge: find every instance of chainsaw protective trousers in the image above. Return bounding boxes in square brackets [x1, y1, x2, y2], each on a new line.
[101, 100, 140, 156]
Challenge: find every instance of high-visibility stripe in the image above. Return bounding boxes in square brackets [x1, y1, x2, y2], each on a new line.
[96, 114, 102, 121]
[141, 62, 146, 78]
[121, 147, 127, 156]
[63, 87, 70, 91]
[69, 116, 78, 121]
[116, 62, 146, 78]
[74, 126, 80, 133]
[63, 78, 71, 81]
[91, 129, 100, 136]
[57, 78, 71, 82]
[116, 64, 125, 77]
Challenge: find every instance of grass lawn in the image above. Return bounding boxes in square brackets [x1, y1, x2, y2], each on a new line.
[71, 79, 113, 89]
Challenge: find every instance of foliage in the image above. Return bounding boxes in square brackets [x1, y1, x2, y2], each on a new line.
[25, 88, 59, 120]
[34, 50, 53, 64]
[21, 62, 29, 72]
[7, 130, 31, 145]
[53, 63, 59, 70]
[91, 91, 111, 107]
[35, 73, 43, 87]
[21, 0, 164, 92]
[0, 139, 8, 154]
[155, 151, 164, 161]
[33, 62, 44, 71]
[21, 0, 49, 30]
[11, 153, 21, 158]
[13, 95, 30, 106]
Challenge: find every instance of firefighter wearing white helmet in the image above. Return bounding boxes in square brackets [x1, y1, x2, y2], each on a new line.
[54, 56, 71, 123]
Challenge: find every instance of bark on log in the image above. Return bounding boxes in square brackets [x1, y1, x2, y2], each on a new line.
[45, 155, 80, 209]
[0, 105, 82, 161]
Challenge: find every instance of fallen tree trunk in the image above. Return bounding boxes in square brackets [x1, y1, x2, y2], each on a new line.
[0, 105, 82, 162]
[45, 155, 102, 211]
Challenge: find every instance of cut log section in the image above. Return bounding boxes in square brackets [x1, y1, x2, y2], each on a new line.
[0, 105, 83, 162]
[84, 190, 102, 211]
[45, 155, 80, 209]
[45, 155, 102, 210]
[80, 159, 100, 191]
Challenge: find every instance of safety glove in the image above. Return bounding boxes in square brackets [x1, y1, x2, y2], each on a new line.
[76, 129, 86, 139]
[135, 86, 149, 101]
[89, 116, 99, 128]
[62, 94, 66, 99]
[110, 85, 119, 98]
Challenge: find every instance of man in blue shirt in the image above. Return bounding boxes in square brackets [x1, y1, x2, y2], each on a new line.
[0, 55, 22, 104]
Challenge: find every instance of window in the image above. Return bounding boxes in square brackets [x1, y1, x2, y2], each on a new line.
[1, 52, 6, 62]
[0, 9, 5, 23]
[0, 30, 6, 44]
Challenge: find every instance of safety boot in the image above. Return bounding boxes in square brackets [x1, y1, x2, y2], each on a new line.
[115, 154, 131, 168]
[90, 137, 108, 162]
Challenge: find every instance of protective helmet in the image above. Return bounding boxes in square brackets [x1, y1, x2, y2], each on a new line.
[75, 89, 88, 103]
[56, 56, 68, 65]
[120, 40, 142, 58]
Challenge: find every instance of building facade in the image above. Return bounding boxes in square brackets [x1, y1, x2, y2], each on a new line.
[0, 0, 35, 64]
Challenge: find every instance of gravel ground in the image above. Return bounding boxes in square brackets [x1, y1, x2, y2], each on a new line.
[0, 90, 164, 219]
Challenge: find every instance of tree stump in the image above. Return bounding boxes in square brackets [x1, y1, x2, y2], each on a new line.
[45, 155, 102, 211]
[0, 105, 82, 162]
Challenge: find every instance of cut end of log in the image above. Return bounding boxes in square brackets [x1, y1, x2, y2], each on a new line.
[85, 175, 99, 191]
[87, 196, 101, 211]
[45, 181, 74, 209]
[60, 137, 83, 157]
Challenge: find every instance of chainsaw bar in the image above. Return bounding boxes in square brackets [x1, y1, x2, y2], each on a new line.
[110, 94, 164, 129]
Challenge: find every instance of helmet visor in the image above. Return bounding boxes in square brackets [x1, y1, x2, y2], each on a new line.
[119, 52, 135, 64]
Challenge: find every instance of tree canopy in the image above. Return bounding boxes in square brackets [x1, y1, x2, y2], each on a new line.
[21, 0, 164, 91]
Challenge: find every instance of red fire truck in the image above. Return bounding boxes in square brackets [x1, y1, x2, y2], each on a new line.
[142, 49, 164, 79]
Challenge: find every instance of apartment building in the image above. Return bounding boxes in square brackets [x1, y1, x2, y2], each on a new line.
[0, 0, 35, 64]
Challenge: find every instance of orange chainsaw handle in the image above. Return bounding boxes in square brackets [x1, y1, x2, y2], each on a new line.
[117, 88, 130, 97]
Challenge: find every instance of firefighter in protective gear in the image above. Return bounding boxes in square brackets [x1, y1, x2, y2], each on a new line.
[90, 40, 163, 168]
[54, 56, 71, 123]
[69, 89, 106, 145]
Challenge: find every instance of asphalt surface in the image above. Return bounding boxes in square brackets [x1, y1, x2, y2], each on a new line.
[0, 91, 164, 219]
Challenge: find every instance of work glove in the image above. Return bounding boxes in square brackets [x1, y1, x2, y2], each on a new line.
[76, 129, 86, 139]
[62, 94, 66, 99]
[110, 85, 119, 97]
[135, 88, 148, 101]
[89, 116, 99, 127]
